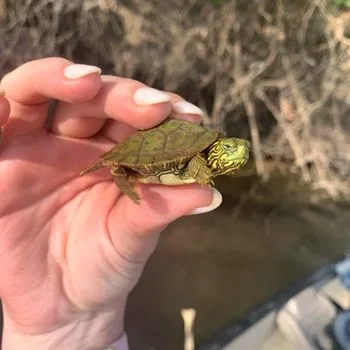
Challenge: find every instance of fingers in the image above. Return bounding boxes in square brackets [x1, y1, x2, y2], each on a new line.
[0, 57, 205, 140]
[107, 185, 222, 262]
[0, 90, 10, 127]
[50, 76, 172, 137]
[1, 57, 102, 136]
[0, 91, 10, 145]
[100, 93, 204, 143]
[50, 76, 204, 140]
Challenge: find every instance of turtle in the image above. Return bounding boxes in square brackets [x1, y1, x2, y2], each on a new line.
[80, 118, 250, 204]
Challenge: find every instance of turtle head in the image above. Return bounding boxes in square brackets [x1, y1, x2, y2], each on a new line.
[207, 138, 250, 175]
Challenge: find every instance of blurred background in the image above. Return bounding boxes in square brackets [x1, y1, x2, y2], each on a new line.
[0, 0, 350, 348]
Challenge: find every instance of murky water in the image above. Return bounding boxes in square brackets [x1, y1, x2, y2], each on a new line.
[126, 172, 350, 350]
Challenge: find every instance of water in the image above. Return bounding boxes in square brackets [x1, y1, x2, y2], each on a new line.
[126, 172, 350, 350]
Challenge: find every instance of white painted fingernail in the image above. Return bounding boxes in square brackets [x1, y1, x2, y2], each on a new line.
[133, 87, 171, 106]
[64, 64, 102, 80]
[173, 101, 204, 116]
[187, 188, 222, 215]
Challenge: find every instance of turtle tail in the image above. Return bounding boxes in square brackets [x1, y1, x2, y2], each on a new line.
[79, 162, 104, 176]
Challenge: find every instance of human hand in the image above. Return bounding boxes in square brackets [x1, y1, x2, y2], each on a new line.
[0, 58, 221, 349]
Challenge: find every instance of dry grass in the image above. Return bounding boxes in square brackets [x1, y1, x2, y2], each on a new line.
[0, 0, 349, 199]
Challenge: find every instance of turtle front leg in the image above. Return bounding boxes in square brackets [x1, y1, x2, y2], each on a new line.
[186, 153, 213, 184]
[110, 165, 140, 204]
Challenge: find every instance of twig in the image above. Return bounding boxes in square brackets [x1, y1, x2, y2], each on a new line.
[181, 308, 196, 350]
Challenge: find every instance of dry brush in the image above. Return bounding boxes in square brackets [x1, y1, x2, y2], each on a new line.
[0, 0, 349, 198]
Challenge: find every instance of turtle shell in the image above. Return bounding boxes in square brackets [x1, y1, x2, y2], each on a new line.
[101, 119, 220, 175]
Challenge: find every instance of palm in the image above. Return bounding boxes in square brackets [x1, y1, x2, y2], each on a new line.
[0, 131, 134, 332]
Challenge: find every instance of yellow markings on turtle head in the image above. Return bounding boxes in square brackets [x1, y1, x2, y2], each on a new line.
[208, 138, 250, 176]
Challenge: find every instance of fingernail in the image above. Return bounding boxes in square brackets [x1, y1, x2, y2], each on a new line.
[173, 101, 204, 116]
[187, 188, 222, 215]
[64, 64, 102, 80]
[133, 87, 171, 106]
[0, 89, 5, 97]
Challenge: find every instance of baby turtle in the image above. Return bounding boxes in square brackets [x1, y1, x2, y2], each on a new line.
[80, 118, 250, 203]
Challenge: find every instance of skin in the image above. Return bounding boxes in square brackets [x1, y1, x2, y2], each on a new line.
[0, 57, 219, 349]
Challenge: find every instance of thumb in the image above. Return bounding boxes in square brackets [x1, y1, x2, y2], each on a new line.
[107, 184, 222, 261]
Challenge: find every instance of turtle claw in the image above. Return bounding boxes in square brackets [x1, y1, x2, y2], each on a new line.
[117, 184, 141, 205]
[111, 166, 141, 204]
[127, 190, 141, 205]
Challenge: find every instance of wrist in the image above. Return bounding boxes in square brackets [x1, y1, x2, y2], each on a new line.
[2, 304, 126, 350]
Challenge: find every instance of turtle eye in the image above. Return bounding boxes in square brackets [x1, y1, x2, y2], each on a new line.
[223, 143, 235, 151]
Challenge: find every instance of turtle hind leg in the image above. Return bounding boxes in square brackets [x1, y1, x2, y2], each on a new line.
[111, 166, 140, 204]
[186, 153, 213, 184]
